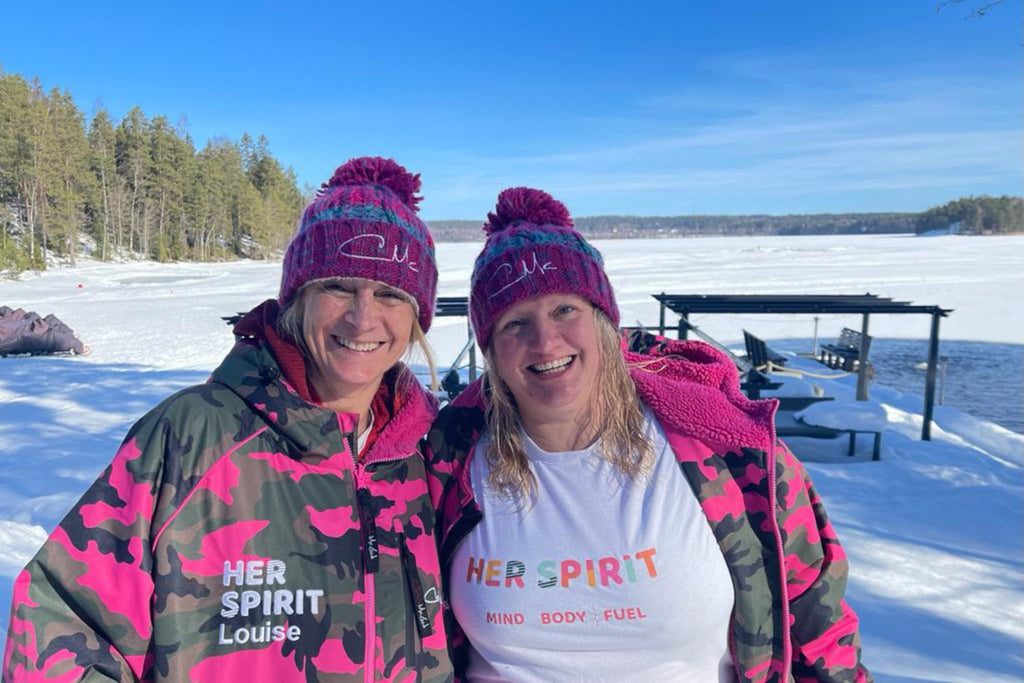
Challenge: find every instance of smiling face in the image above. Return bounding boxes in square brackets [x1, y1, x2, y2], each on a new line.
[301, 277, 416, 408]
[490, 293, 602, 428]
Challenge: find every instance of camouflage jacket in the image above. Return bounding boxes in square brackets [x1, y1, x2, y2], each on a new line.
[425, 331, 870, 683]
[3, 338, 453, 682]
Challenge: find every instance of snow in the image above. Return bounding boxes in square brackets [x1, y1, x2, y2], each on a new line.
[1, 234, 1022, 681]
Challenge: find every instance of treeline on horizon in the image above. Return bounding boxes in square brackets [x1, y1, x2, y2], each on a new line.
[429, 212, 919, 241]
[0, 69, 307, 272]
[2, 69, 1022, 273]
[431, 196, 1023, 241]
[913, 195, 1023, 235]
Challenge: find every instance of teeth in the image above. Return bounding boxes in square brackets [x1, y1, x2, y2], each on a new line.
[337, 338, 384, 352]
[530, 356, 573, 374]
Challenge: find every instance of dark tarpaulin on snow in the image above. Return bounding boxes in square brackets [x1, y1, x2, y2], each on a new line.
[0, 306, 86, 356]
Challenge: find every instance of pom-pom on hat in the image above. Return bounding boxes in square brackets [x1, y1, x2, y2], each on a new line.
[469, 187, 619, 350]
[279, 156, 437, 332]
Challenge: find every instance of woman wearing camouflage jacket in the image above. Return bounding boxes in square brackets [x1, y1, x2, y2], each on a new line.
[425, 188, 870, 682]
[3, 158, 453, 682]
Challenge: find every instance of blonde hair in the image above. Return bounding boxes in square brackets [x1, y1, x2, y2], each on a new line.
[277, 279, 438, 391]
[483, 308, 653, 503]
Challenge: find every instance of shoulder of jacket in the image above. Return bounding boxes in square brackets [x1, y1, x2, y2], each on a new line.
[428, 403, 485, 458]
[435, 401, 485, 430]
[124, 381, 270, 474]
[131, 381, 241, 430]
[160, 380, 246, 413]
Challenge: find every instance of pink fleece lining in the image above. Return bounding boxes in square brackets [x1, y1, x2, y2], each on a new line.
[361, 365, 438, 463]
[625, 343, 776, 454]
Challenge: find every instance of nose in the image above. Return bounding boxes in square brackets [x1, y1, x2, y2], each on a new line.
[529, 317, 559, 352]
[344, 290, 381, 331]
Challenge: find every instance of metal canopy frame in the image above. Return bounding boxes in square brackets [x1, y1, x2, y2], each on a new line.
[653, 293, 953, 440]
[435, 296, 469, 318]
[436, 297, 478, 382]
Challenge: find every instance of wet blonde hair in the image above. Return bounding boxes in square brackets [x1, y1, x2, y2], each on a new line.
[277, 278, 438, 391]
[483, 307, 653, 503]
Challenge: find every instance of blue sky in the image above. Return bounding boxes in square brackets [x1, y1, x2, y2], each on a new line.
[2, 0, 1020, 219]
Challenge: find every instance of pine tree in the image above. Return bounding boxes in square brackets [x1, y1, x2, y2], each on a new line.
[45, 87, 93, 265]
[116, 106, 150, 256]
[0, 70, 38, 269]
[248, 135, 304, 254]
[195, 138, 242, 260]
[88, 109, 117, 260]
[19, 78, 53, 265]
[167, 131, 196, 260]
[148, 115, 181, 261]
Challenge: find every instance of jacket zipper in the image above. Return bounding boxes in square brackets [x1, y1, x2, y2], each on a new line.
[766, 403, 793, 680]
[342, 419, 380, 683]
[342, 416, 429, 682]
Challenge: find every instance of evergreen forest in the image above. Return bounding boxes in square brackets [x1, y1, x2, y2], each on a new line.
[913, 195, 1024, 235]
[0, 69, 306, 272]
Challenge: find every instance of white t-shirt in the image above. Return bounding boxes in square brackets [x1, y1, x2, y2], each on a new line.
[448, 411, 735, 682]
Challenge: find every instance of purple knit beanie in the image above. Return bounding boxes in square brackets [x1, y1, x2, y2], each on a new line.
[279, 157, 437, 332]
[469, 187, 619, 350]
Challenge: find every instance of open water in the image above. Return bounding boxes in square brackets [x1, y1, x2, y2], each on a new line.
[773, 338, 1023, 434]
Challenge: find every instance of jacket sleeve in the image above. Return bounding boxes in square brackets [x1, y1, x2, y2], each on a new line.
[423, 403, 481, 517]
[423, 434, 453, 517]
[422, 404, 485, 683]
[3, 414, 170, 682]
[775, 441, 872, 683]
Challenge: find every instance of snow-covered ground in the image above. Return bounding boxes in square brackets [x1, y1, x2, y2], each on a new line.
[1, 234, 1022, 681]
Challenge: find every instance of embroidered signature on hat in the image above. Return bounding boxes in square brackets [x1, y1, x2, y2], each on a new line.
[486, 252, 556, 298]
[337, 234, 419, 272]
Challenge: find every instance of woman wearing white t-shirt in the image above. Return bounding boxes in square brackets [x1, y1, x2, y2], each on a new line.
[426, 187, 870, 682]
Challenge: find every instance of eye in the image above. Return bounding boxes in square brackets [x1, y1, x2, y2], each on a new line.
[500, 318, 525, 332]
[323, 281, 355, 296]
[554, 304, 578, 317]
[376, 288, 410, 306]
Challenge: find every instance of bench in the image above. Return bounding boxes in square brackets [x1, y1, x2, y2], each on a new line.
[773, 408, 882, 461]
[819, 327, 871, 371]
[740, 368, 783, 400]
[743, 330, 787, 371]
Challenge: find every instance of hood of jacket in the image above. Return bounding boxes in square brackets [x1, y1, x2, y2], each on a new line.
[623, 330, 777, 454]
[211, 299, 437, 461]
